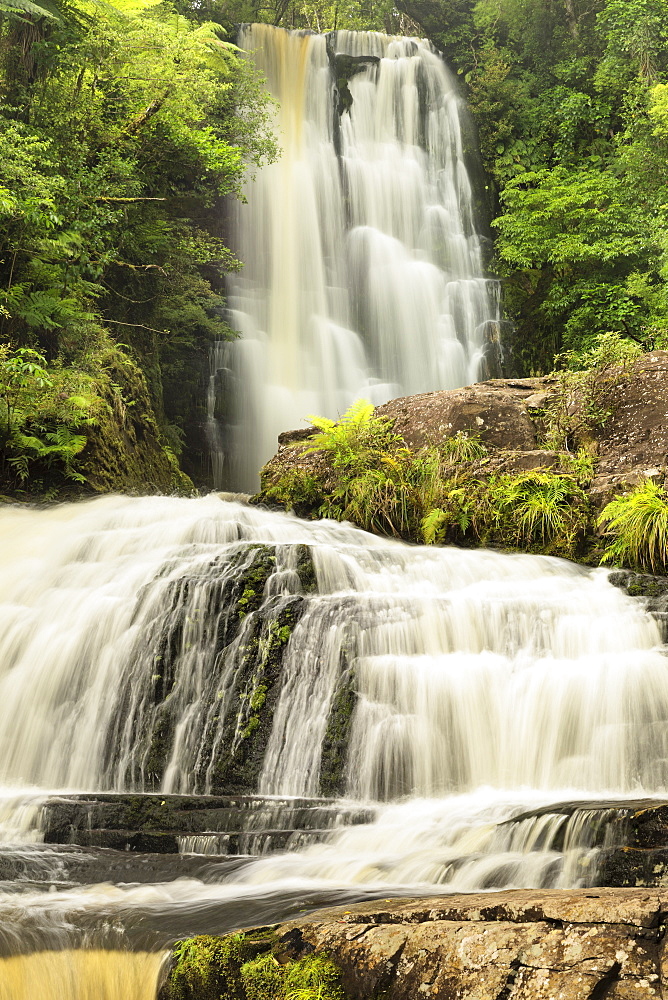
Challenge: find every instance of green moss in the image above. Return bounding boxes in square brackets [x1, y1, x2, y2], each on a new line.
[163, 933, 277, 1000]
[235, 549, 277, 619]
[162, 932, 347, 1000]
[295, 545, 317, 593]
[81, 344, 193, 496]
[319, 669, 357, 798]
[284, 954, 346, 1000]
[241, 952, 286, 1000]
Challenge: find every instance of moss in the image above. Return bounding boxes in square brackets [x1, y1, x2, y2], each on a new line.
[235, 548, 278, 619]
[162, 932, 277, 1000]
[319, 669, 357, 798]
[81, 345, 193, 495]
[162, 932, 347, 1000]
[295, 545, 317, 593]
[240, 952, 286, 1000]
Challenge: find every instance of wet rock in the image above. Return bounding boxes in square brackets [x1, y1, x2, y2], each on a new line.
[275, 889, 668, 999]
[39, 792, 374, 854]
[608, 571, 668, 640]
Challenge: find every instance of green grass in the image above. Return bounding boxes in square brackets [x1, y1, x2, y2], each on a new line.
[598, 480, 668, 572]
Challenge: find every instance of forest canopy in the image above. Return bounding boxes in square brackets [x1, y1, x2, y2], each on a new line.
[0, 0, 274, 492]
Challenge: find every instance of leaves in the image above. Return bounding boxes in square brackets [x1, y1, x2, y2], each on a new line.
[598, 479, 668, 572]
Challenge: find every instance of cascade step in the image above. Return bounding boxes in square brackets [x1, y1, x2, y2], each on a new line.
[38, 792, 376, 855]
[502, 798, 668, 888]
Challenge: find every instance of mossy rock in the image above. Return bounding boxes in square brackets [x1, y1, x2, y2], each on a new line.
[81, 347, 193, 495]
[204, 596, 306, 794]
[161, 933, 275, 1000]
[319, 668, 357, 798]
[161, 931, 347, 1000]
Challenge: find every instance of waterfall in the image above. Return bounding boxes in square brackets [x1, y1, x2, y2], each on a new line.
[0, 952, 165, 1000]
[0, 495, 663, 801]
[210, 26, 500, 489]
[1, 494, 667, 984]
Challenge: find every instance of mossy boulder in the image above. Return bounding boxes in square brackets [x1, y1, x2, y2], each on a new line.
[160, 931, 346, 1000]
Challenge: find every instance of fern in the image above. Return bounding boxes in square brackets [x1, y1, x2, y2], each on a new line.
[421, 507, 449, 544]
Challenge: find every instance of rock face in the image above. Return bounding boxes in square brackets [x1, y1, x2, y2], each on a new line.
[595, 352, 668, 497]
[275, 889, 668, 999]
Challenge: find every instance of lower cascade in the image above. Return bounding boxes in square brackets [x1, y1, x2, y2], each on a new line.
[0, 494, 667, 993]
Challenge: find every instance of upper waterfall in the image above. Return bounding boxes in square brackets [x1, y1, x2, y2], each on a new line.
[211, 26, 500, 490]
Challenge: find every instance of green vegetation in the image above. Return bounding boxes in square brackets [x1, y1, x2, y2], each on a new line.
[539, 332, 642, 453]
[163, 932, 346, 1000]
[260, 399, 590, 559]
[599, 480, 668, 572]
[0, 0, 274, 495]
[390, 0, 668, 374]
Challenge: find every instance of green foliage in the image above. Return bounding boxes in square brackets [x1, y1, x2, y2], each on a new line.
[539, 332, 640, 452]
[284, 954, 346, 1000]
[167, 934, 249, 1000]
[441, 430, 488, 464]
[0, 0, 276, 494]
[487, 470, 588, 547]
[241, 952, 286, 1000]
[306, 399, 400, 474]
[395, 0, 668, 368]
[0, 344, 104, 485]
[421, 471, 588, 556]
[265, 405, 587, 557]
[165, 933, 346, 1000]
[598, 479, 668, 572]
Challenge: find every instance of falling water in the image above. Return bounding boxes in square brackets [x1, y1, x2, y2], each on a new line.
[211, 26, 500, 489]
[0, 495, 666, 992]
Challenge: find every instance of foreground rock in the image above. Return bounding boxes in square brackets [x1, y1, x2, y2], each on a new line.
[163, 889, 668, 999]
[281, 889, 668, 998]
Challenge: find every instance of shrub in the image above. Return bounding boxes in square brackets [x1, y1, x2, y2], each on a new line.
[490, 471, 588, 549]
[598, 480, 668, 572]
[305, 399, 400, 473]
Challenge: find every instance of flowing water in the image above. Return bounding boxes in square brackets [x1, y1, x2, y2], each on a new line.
[0, 494, 666, 994]
[209, 26, 500, 489]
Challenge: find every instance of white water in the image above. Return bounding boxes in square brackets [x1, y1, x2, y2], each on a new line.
[0, 494, 663, 801]
[0, 493, 666, 987]
[212, 26, 500, 489]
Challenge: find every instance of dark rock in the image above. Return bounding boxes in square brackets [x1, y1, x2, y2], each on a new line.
[608, 571, 668, 640]
[39, 792, 375, 854]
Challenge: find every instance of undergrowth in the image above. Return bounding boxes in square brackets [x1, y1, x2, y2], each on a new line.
[261, 399, 589, 558]
[598, 480, 668, 573]
[539, 332, 642, 453]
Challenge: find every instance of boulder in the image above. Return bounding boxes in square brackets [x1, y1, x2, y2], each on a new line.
[276, 889, 668, 999]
